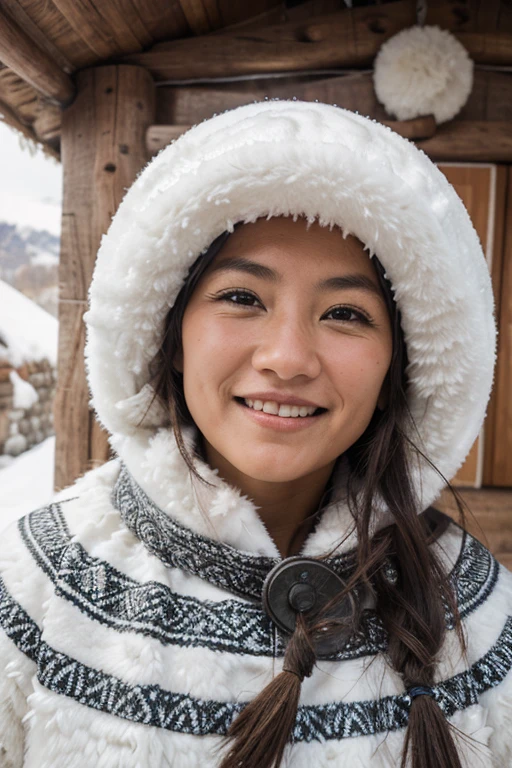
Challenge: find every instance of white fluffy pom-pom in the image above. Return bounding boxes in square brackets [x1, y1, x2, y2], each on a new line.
[373, 25, 474, 124]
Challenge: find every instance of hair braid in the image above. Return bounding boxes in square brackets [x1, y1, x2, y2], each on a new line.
[148, 227, 478, 768]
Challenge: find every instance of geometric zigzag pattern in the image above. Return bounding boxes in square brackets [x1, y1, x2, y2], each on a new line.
[112, 464, 499, 618]
[18, 477, 499, 661]
[112, 464, 359, 601]
[1, 573, 512, 740]
[19, 503, 388, 661]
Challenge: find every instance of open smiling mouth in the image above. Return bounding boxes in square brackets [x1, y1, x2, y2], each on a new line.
[233, 397, 328, 419]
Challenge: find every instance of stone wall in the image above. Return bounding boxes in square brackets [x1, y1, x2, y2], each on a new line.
[0, 358, 56, 456]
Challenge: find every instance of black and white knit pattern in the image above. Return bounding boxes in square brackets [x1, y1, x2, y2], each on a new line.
[18, 503, 387, 661]
[112, 464, 358, 601]
[1, 572, 512, 741]
[18, 483, 498, 662]
[19, 464, 499, 661]
[112, 465, 499, 614]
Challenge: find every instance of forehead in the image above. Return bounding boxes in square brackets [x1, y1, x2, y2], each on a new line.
[207, 216, 378, 280]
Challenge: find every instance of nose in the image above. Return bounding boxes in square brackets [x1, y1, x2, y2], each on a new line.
[251, 311, 322, 381]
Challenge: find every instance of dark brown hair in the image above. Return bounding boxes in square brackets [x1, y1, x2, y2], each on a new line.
[149, 221, 476, 768]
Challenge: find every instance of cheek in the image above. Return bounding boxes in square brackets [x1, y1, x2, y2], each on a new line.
[181, 314, 247, 389]
[327, 341, 391, 399]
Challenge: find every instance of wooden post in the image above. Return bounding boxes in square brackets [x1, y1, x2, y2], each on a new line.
[55, 65, 154, 490]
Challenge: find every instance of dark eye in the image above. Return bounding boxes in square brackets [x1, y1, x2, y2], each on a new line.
[216, 290, 261, 307]
[323, 306, 370, 324]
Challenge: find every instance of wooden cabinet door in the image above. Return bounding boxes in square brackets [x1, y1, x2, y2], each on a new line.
[437, 164, 510, 487]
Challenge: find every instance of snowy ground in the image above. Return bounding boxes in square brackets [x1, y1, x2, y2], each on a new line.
[0, 436, 55, 532]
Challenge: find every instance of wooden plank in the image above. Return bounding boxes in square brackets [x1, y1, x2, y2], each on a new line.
[51, 0, 153, 58]
[456, 31, 512, 65]
[438, 166, 492, 487]
[123, 1, 417, 80]
[55, 65, 155, 490]
[483, 167, 508, 486]
[6, 0, 97, 70]
[0, 6, 75, 105]
[154, 69, 512, 128]
[122, 2, 512, 80]
[1, 0, 74, 74]
[155, 73, 389, 126]
[33, 103, 61, 142]
[490, 166, 512, 486]
[415, 122, 512, 163]
[177, 0, 221, 34]
[146, 114, 437, 155]
[435, 486, 512, 567]
[427, 0, 512, 35]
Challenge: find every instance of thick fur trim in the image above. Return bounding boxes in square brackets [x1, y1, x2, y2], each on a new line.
[84, 99, 496, 516]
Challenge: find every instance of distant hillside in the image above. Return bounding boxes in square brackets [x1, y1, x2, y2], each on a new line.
[0, 222, 59, 317]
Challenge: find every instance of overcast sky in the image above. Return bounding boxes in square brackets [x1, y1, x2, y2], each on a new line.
[0, 121, 62, 236]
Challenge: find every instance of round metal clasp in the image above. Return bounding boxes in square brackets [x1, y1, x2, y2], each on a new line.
[262, 557, 360, 655]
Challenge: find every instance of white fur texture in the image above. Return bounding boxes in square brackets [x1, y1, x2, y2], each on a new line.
[373, 25, 474, 123]
[84, 99, 496, 516]
[0, 630, 34, 768]
[1, 460, 512, 765]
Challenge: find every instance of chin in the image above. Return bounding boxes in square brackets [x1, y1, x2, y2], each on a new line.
[233, 455, 320, 484]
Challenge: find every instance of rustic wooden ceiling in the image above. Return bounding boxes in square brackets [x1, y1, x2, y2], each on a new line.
[0, 0, 511, 158]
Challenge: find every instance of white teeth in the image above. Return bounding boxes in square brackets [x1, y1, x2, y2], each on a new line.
[243, 399, 318, 417]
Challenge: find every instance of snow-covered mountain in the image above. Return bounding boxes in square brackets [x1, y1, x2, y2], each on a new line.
[0, 279, 58, 367]
[0, 221, 59, 316]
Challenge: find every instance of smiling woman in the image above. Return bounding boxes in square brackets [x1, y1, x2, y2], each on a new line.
[0, 100, 508, 768]
[160, 216, 393, 557]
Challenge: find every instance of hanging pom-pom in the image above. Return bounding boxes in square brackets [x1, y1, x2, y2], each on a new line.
[373, 25, 473, 124]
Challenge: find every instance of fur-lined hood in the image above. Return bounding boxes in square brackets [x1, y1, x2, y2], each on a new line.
[84, 99, 496, 540]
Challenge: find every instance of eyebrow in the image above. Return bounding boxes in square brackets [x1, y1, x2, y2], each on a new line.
[207, 256, 384, 301]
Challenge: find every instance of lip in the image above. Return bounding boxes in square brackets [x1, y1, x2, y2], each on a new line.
[235, 392, 326, 408]
[235, 399, 327, 432]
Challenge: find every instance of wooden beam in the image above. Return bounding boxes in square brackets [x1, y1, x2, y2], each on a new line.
[146, 114, 437, 156]
[0, 7, 75, 105]
[456, 31, 512, 66]
[33, 104, 61, 143]
[0, 96, 59, 160]
[148, 119, 512, 162]
[415, 121, 512, 162]
[122, 1, 416, 80]
[55, 65, 155, 490]
[122, 1, 512, 81]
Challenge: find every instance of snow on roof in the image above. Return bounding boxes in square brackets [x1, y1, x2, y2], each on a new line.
[0, 280, 58, 367]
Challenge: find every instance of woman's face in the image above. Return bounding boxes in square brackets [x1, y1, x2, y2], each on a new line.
[175, 216, 393, 485]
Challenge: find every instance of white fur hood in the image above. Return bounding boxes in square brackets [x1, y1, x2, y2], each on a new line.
[84, 99, 496, 536]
